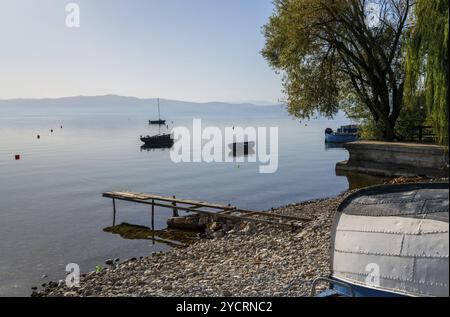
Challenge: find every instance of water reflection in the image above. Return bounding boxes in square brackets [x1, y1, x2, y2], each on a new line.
[229, 147, 256, 157]
[103, 223, 198, 247]
[140, 142, 174, 151]
[336, 169, 387, 190]
[324, 142, 347, 151]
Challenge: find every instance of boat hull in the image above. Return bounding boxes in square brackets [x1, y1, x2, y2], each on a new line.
[325, 133, 358, 143]
[149, 120, 166, 125]
[140, 134, 173, 148]
[330, 183, 449, 297]
[141, 142, 173, 150]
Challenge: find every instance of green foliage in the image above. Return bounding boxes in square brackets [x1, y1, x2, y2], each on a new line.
[262, 0, 413, 140]
[353, 97, 428, 141]
[405, 0, 449, 146]
[359, 120, 386, 141]
[394, 99, 427, 141]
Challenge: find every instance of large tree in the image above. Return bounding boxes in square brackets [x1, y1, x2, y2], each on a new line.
[406, 0, 449, 146]
[262, 0, 414, 140]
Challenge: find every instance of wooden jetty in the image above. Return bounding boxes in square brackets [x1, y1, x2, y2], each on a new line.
[102, 192, 312, 231]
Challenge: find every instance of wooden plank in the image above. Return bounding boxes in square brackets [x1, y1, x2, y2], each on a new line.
[218, 210, 235, 215]
[234, 208, 312, 222]
[106, 196, 303, 230]
[103, 192, 235, 210]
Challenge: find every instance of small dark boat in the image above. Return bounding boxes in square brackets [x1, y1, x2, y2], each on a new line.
[228, 141, 255, 150]
[149, 98, 166, 125]
[325, 125, 359, 143]
[149, 119, 166, 125]
[140, 133, 174, 148]
[228, 141, 255, 156]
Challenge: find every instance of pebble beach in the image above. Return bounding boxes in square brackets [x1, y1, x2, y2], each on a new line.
[37, 193, 348, 297]
[35, 177, 449, 297]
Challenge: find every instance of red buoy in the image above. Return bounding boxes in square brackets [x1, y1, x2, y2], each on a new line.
[15, 154, 20, 160]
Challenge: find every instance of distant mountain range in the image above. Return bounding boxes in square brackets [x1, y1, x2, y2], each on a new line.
[0, 95, 288, 118]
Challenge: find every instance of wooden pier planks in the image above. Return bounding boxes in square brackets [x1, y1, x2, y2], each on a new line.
[103, 192, 235, 210]
[103, 191, 311, 230]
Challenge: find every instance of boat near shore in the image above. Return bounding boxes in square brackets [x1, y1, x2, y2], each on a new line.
[325, 125, 359, 143]
[140, 133, 174, 148]
[313, 182, 449, 297]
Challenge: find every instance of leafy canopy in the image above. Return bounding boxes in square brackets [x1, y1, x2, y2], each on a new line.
[406, 0, 449, 146]
[262, 0, 413, 140]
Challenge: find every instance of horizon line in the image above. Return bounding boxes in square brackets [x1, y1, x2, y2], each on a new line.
[0, 94, 282, 107]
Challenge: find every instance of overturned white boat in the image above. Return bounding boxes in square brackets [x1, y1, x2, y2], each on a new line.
[313, 182, 449, 297]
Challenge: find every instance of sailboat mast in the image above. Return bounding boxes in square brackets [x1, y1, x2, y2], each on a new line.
[158, 98, 161, 121]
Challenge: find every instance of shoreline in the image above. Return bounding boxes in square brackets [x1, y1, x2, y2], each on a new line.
[36, 177, 449, 297]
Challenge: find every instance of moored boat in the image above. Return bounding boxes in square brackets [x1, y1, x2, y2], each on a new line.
[149, 98, 166, 125]
[227, 141, 255, 150]
[140, 133, 174, 147]
[228, 141, 256, 156]
[325, 125, 359, 143]
[149, 119, 166, 125]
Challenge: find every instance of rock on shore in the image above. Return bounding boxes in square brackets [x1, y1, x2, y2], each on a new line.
[37, 193, 349, 297]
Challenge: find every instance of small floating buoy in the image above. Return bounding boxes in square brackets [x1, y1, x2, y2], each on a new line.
[50, 129, 53, 133]
[15, 154, 20, 160]
[37, 135, 40, 139]
[60, 126, 63, 129]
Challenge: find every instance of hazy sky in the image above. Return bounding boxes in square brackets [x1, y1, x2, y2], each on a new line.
[0, 0, 283, 103]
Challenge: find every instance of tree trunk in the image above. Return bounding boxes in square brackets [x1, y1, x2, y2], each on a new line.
[373, 91, 397, 141]
[383, 120, 396, 141]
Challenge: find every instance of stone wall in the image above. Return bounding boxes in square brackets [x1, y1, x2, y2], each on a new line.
[336, 141, 449, 178]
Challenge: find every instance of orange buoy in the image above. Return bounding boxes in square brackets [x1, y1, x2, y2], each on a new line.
[15, 154, 20, 160]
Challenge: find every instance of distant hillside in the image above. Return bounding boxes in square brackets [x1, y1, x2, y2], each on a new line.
[0, 95, 288, 118]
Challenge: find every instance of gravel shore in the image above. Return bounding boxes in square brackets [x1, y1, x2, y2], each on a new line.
[38, 193, 348, 297]
[35, 177, 449, 297]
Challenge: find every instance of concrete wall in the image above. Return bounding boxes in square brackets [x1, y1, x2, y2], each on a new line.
[336, 141, 449, 178]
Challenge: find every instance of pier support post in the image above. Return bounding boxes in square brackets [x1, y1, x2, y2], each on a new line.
[112, 198, 116, 226]
[172, 195, 179, 217]
[151, 199, 155, 231]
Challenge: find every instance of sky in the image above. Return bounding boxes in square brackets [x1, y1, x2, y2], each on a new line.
[0, 0, 283, 104]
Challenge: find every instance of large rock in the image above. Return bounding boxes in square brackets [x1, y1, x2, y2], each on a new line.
[167, 215, 204, 231]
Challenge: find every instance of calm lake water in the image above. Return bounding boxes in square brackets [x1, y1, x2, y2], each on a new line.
[0, 105, 376, 296]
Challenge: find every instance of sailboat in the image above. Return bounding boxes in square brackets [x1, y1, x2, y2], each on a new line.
[140, 133, 173, 148]
[149, 98, 166, 125]
[140, 128, 173, 148]
[141, 104, 173, 148]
